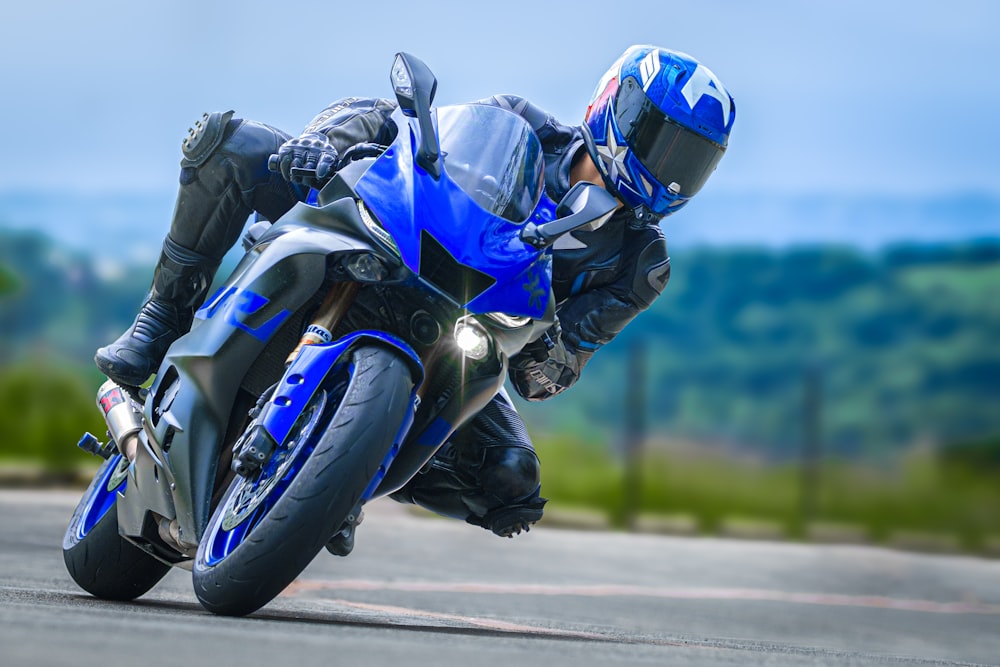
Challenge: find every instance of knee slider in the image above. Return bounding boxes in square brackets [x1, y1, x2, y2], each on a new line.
[480, 446, 540, 504]
[181, 110, 236, 168]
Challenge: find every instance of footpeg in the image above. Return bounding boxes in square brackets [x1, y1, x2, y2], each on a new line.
[76, 432, 116, 460]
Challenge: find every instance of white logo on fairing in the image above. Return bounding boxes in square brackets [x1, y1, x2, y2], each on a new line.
[639, 51, 661, 91]
[681, 64, 732, 126]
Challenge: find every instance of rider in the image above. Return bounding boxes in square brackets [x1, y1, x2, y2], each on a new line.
[95, 45, 735, 553]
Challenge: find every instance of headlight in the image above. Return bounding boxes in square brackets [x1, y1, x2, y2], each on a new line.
[484, 312, 532, 328]
[453, 318, 490, 360]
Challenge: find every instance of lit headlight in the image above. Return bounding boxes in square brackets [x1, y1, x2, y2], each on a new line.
[453, 318, 490, 360]
[484, 312, 532, 328]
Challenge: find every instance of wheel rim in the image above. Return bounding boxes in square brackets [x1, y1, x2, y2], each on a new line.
[77, 454, 128, 540]
[221, 390, 327, 531]
[203, 366, 349, 566]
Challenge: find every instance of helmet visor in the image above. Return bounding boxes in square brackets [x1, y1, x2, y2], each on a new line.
[615, 77, 725, 199]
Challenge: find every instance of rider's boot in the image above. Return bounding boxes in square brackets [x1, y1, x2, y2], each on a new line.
[94, 237, 219, 386]
[95, 112, 302, 387]
[326, 508, 364, 557]
[95, 111, 302, 387]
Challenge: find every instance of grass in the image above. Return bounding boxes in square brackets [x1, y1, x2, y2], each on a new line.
[536, 434, 1000, 553]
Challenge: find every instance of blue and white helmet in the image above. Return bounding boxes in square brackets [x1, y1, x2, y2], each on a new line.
[583, 45, 735, 219]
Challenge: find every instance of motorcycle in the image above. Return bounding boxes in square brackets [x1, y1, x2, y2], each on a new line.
[63, 52, 618, 616]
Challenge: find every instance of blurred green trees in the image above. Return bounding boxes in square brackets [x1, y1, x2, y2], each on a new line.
[0, 264, 17, 297]
[0, 360, 104, 470]
[523, 241, 1000, 458]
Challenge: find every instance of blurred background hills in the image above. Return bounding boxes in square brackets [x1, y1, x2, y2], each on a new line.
[2, 189, 997, 458]
[3, 190, 1000, 261]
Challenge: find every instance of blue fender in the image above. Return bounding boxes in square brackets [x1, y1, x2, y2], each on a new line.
[261, 330, 423, 448]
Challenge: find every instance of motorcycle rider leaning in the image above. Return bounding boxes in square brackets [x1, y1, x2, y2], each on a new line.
[95, 45, 735, 554]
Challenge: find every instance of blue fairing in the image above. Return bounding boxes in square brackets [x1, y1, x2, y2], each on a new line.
[354, 105, 553, 319]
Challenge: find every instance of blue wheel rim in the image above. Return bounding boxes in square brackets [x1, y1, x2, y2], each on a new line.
[77, 454, 128, 540]
[203, 366, 349, 566]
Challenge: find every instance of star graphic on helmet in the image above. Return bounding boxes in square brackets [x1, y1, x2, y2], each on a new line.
[597, 118, 629, 186]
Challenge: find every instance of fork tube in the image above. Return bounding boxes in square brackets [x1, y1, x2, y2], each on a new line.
[285, 282, 360, 365]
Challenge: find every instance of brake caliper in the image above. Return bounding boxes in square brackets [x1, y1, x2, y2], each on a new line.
[231, 425, 277, 478]
[231, 384, 278, 478]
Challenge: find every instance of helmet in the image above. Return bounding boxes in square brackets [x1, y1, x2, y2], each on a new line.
[583, 45, 735, 219]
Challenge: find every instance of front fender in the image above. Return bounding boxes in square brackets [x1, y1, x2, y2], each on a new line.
[262, 330, 424, 447]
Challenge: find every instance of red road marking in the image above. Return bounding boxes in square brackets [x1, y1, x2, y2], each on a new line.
[313, 598, 618, 640]
[283, 579, 1000, 616]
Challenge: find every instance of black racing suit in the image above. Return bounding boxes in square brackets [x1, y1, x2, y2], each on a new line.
[161, 96, 670, 536]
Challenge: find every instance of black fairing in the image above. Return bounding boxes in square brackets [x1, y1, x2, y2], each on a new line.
[141, 198, 383, 541]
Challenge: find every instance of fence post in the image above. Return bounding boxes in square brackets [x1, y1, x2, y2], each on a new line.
[623, 339, 646, 530]
[799, 363, 823, 535]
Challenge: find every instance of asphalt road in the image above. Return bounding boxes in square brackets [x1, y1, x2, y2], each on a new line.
[1, 490, 998, 667]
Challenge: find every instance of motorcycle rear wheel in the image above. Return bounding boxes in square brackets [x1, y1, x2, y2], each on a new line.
[63, 454, 171, 600]
[192, 344, 413, 616]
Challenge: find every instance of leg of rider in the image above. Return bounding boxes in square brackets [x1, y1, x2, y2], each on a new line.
[329, 389, 545, 556]
[390, 388, 547, 537]
[95, 114, 302, 386]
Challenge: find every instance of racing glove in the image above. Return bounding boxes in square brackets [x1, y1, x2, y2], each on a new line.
[269, 132, 339, 189]
[508, 322, 590, 401]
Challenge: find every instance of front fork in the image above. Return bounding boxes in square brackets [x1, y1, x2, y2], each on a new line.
[235, 279, 368, 477]
[285, 281, 360, 365]
[233, 278, 425, 478]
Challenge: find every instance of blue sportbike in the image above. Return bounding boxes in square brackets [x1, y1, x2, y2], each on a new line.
[63, 53, 618, 616]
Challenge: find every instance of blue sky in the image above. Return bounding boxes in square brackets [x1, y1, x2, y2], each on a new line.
[2, 0, 999, 201]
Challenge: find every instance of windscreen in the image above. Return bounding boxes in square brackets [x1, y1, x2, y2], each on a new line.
[437, 105, 544, 224]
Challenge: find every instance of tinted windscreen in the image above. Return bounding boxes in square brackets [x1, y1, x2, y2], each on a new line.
[615, 77, 725, 197]
[437, 105, 544, 223]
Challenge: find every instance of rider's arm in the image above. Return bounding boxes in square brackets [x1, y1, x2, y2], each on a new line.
[273, 98, 399, 187]
[508, 223, 671, 401]
[302, 97, 399, 154]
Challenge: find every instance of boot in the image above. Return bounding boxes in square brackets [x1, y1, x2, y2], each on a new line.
[95, 237, 219, 386]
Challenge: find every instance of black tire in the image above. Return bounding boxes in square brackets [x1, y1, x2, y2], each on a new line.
[192, 344, 413, 616]
[63, 455, 171, 600]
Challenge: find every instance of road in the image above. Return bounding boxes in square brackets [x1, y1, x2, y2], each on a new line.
[1, 490, 998, 666]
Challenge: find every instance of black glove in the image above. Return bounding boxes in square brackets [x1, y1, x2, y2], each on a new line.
[514, 322, 561, 366]
[268, 132, 339, 189]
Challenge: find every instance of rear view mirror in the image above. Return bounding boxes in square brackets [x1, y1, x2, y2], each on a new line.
[520, 183, 619, 249]
[391, 52, 441, 178]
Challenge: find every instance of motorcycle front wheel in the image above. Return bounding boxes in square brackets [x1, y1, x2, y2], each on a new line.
[63, 453, 171, 600]
[192, 344, 413, 616]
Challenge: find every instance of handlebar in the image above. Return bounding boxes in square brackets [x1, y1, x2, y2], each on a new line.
[267, 154, 320, 181]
